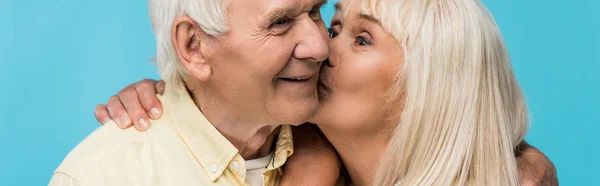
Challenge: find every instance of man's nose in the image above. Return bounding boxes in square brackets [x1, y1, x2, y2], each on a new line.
[293, 19, 329, 63]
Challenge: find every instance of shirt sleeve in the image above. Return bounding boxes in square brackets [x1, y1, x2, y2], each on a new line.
[48, 172, 80, 186]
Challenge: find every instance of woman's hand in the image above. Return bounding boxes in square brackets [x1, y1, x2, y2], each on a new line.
[517, 141, 558, 186]
[94, 79, 166, 131]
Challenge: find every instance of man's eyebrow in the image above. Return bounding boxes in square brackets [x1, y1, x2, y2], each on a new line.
[266, 7, 297, 24]
[266, 0, 327, 24]
[358, 14, 382, 25]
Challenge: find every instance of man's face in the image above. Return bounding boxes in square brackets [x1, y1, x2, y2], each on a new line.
[205, 0, 329, 125]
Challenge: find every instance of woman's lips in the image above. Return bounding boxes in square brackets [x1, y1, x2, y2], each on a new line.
[317, 58, 333, 92]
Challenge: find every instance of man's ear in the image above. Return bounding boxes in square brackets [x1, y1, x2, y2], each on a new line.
[171, 16, 211, 81]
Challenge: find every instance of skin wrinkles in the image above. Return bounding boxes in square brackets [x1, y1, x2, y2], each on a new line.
[93, 0, 557, 184]
[247, 0, 325, 65]
[94, 0, 556, 185]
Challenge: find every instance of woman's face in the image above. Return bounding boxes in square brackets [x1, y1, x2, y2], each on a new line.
[311, 0, 404, 135]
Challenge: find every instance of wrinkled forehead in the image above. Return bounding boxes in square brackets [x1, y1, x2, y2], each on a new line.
[233, 0, 326, 16]
[264, 0, 327, 6]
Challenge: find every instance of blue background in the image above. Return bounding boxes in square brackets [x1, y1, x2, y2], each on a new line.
[0, 0, 598, 185]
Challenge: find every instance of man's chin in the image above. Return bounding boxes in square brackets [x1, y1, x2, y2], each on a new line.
[270, 102, 318, 126]
[281, 110, 316, 126]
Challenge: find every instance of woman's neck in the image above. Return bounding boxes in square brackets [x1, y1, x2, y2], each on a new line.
[320, 123, 394, 186]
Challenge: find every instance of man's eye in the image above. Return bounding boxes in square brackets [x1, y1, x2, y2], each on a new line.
[273, 17, 292, 26]
[269, 17, 294, 35]
[328, 28, 338, 38]
[309, 7, 319, 14]
[309, 7, 322, 20]
[355, 36, 372, 46]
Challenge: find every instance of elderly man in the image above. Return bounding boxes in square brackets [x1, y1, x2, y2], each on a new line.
[49, 0, 329, 185]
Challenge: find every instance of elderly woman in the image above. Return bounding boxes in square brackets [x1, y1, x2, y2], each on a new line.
[96, 0, 557, 185]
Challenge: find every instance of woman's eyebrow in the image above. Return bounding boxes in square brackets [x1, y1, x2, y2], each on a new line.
[358, 14, 382, 26]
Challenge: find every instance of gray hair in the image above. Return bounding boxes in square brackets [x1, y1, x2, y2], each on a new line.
[149, 0, 229, 85]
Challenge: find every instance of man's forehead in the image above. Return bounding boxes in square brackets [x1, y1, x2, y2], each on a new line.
[231, 0, 326, 9]
[228, 0, 326, 25]
[268, 0, 326, 5]
[263, 0, 326, 11]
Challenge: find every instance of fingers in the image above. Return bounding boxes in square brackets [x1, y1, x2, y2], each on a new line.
[136, 79, 163, 120]
[107, 95, 132, 129]
[118, 85, 151, 131]
[94, 104, 111, 124]
[101, 79, 164, 131]
[156, 80, 166, 95]
[516, 143, 558, 186]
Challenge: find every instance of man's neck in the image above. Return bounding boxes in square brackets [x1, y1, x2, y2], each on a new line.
[319, 122, 394, 186]
[185, 82, 279, 160]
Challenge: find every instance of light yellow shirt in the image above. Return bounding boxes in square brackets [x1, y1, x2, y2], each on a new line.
[49, 83, 294, 186]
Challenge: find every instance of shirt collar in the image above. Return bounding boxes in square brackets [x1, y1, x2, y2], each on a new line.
[269, 125, 294, 172]
[161, 83, 294, 181]
[162, 83, 238, 181]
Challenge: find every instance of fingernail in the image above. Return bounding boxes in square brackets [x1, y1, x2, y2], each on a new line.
[138, 118, 150, 130]
[101, 117, 111, 124]
[150, 108, 161, 119]
[119, 115, 130, 128]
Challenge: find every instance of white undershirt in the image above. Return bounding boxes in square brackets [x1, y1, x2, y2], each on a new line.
[245, 152, 276, 186]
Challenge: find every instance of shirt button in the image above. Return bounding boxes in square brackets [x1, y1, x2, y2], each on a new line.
[231, 161, 240, 170]
[208, 164, 219, 173]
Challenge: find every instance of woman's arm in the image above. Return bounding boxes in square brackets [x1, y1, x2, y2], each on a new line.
[95, 79, 557, 185]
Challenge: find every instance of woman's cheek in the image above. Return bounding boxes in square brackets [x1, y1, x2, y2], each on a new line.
[338, 57, 385, 95]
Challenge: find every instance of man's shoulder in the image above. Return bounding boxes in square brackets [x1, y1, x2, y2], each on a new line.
[53, 120, 170, 181]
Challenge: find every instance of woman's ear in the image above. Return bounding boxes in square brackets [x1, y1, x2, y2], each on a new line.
[171, 16, 211, 81]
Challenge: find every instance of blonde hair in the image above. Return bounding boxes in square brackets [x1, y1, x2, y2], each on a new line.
[347, 0, 529, 185]
[148, 0, 229, 85]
